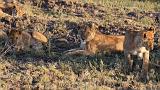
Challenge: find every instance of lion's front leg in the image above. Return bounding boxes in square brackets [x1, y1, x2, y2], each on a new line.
[86, 42, 97, 56]
[124, 52, 132, 74]
[142, 51, 149, 81]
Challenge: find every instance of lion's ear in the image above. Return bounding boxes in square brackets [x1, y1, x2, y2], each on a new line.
[143, 33, 147, 39]
[149, 26, 155, 33]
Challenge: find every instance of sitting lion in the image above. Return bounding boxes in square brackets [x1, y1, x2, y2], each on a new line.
[123, 27, 155, 80]
[65, 23, 125, 56]
[8, 29, 48, 52]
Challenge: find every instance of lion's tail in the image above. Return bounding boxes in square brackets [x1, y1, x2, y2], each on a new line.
[64, 49, 89, 56]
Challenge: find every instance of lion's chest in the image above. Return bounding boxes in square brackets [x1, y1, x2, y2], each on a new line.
[130, 47, 149, 59]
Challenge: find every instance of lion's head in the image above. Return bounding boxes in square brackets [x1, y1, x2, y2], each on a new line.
[8, 29, 22, 45]
[79, 22, 98, 42]
[125, 27, 155, 51]
[7, 29, 24, 52]
[142, 27, 155, 50]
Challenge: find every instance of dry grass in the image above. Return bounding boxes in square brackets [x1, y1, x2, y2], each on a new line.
[0, 0, 160, 89]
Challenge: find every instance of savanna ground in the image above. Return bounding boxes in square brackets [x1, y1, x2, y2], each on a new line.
[0, 0, 160, 89]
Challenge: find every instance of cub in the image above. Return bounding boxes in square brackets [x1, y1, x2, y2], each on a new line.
[123, 27, 155, 80]
[65, 23, 125, 56]
[8, 29, 48, 52]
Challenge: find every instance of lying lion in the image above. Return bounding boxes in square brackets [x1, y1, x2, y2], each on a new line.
[8, 29, 48, 52]
[65, 23, 125, 56]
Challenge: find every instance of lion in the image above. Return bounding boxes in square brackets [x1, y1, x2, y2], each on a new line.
[65, 23, 125, 56]
[123, 27, 155, 80]
[8, 29, 48, 52]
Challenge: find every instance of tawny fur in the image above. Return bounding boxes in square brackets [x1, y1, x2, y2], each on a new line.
[65, 23, 125, 56]
[32, 31, 48, 43]
[123, 27, 155, 80]
[8, 29, 47, 52]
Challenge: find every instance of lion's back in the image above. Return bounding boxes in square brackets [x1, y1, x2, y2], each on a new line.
[94, 34, 125, 52]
